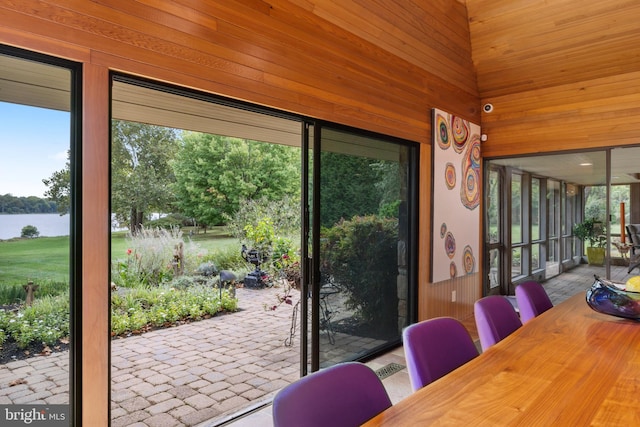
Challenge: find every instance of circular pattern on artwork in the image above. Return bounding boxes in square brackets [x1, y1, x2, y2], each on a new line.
[451, 116, 469, 152]
[469, 134, 481, 167]
[450, 261, 457, 279]
[460, 136, 481, 210]
[444, 231, 456, 259]
[444, 162, 456, 189]
[440, 223, 447, 238]
[436, 113, 450, 150]
[463, 245, 475, 274]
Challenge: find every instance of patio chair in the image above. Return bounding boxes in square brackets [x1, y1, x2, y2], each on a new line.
[626, 224, 640, 273]
[403, 317, 479, 391]
[272, 361, 392, 427]
[474, 295, 522, 352]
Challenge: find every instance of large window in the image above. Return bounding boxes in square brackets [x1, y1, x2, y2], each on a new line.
[0, 48, 80, 425]
[483, 149, 640, 294]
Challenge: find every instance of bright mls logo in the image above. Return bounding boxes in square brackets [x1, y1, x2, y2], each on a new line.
[2, 405, 68, 426]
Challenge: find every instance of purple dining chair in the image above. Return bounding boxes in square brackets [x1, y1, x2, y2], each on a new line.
[515, 280, 553, 323]
[403, 317, 479, 391]
[272, 361, 392, 427]
[474, 295, 522, 352]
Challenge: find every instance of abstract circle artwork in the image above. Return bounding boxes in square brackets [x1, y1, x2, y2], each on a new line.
[445, 231, 456, 259]
[451, 115, 469, 153]
[463, 245, 475, 274]
[450, 262, 457, 279]
[436, 113, 450, 150]
[460, 135, 481, 209]
[444, 162, 456, 189]
[431, 108, 480, 283]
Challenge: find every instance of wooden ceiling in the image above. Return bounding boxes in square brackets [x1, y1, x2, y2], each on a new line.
[465, 0, 640, 99]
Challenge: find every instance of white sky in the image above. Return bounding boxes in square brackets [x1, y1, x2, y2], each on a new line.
[0, 102, 69, 198]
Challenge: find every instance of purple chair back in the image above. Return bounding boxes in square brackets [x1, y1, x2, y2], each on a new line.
[515, 280, 553, 323]
[474, 295, 522, 352]
[403, 317, 479, 391]
[272, 362, 392, 427]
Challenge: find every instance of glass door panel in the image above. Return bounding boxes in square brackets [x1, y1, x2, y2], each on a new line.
[511, 174, 523, 245]
[486, 167, 502, 293]
[531, 178, 541, 241]
[546, 180, 561, 278]
[0, 51, 76, 424]
[311, 126, 414, 368]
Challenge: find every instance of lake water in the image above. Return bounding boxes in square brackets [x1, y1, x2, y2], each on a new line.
[0, 213, 70, 239]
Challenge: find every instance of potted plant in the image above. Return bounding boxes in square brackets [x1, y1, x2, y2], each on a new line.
[573, 217, 607, 265]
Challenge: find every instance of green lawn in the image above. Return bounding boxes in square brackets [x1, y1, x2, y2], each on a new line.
[1, 227, 240, 286]
[0, 236, 70, 284]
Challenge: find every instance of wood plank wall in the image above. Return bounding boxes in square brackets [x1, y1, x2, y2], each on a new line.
[0, 1, 481, 424]
[466, 0, 640, 158]
[479, 72, 640, 158]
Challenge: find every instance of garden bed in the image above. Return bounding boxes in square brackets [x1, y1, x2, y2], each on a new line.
[0, 337, 70, 364]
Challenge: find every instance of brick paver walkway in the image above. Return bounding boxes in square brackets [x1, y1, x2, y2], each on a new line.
[110, 285, 301, 426]
[0, 285, 303, 426]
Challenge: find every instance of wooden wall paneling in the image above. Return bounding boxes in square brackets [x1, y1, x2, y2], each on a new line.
[418, 145, 432, 320]
[82, 62, 110, 427]
[417, 141, 481, 322]
[0, 25, 90, 63]
[93, 50, 430, 143]
[423, 274, 478, 320]
[480, 73, 640, 158]
[0, 0, 480, 140]
[481, 70, 640, 119]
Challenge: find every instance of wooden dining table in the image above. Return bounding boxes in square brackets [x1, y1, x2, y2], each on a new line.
[364, 292, 640, 426]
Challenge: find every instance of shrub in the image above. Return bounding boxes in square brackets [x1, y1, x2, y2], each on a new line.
[200, 245, 246, 271]
[243, 217, 276, 261]
[0, 282, 238, 350]
[0, 284, 30, 306]
[112, 225, 206, 287]
[321, 215, 398, 335]
[4, 294, 69, 348]
[169, 276, 200, 290]
[0, 280, 68, 305]
[21, 225, 40, 238]
[110, 285, 237, 336]
[225, 196, 300, 242]
[146, 213, 193, 229]
[196, 262, 218, 277]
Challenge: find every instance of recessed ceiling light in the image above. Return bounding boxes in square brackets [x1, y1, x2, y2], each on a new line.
[580, 162, 593, 166]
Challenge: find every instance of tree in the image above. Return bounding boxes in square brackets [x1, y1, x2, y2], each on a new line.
[111, 120, 180, 234]
[42, 150, 71, 215]
[320, 152, 382, 227]
[371, 160, 403, 218]
[21, 225, 40, 238]
[0, 194, 57, 214]
[172, 133, 300, 227]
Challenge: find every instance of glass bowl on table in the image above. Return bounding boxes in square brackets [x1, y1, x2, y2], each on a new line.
[586, 275, 640, 320]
